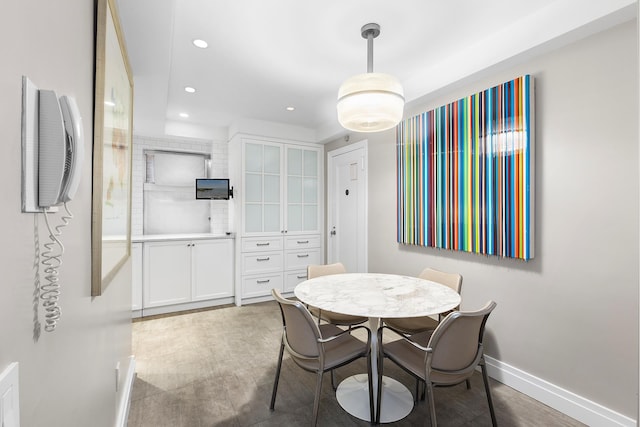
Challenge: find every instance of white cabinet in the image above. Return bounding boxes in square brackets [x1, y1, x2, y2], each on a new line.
[244, 141, 282, 234]
[143, 241, 191, 308]
[285, 146, 319, 233]
[242, 139, 321, 236]
[230, 135, 324, 304]
[140, 237, 234, 314]
[132, 243, 143, 316]
[283, 236, 321, 292]
[192, 240, 234, 301]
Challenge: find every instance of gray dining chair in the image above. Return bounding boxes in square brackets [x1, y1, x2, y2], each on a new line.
[377, 300, 498, 426]
[270, 289, 374, 426]
[307, 262, 368, 328]
[383, 267, 463, 334]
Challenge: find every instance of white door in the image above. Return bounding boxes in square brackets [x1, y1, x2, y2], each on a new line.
[327, 141, 368, 273]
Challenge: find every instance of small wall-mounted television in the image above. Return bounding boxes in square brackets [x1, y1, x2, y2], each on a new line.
[195, 178, 232, 200]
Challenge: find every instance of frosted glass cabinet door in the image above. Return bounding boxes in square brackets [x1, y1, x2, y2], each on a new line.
[286, 147, 319, 233]
[243, 141, 282, 234]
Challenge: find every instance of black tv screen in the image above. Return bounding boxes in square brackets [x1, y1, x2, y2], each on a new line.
[196, 179, 230, 200]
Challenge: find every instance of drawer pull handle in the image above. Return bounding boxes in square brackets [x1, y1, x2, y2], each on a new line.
[297, 275, 308, 279]
[297, 240, 309, 244]
[297, 254, 309, 258]
[257, 279, 270, 284]
[256, 242, 270, 246]
[257, 257, 270, 261]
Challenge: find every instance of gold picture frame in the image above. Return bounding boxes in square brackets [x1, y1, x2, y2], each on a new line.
[92, 0, 133, 296]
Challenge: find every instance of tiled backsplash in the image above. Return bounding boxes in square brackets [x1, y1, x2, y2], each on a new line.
[132, 135, 229, 235]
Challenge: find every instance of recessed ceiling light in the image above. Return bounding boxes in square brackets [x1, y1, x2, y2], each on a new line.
[192, 39, 208, 48]
[179, 113, 189, 118]
[184, 86, 196, 93]
[286, 106, 295, 111]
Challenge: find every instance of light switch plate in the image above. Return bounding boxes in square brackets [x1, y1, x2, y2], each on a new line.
[0, 363, 20, 427]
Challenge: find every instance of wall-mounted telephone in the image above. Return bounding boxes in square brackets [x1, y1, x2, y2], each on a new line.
[37, 90, 84, 207]
[21, 77, 85, 333]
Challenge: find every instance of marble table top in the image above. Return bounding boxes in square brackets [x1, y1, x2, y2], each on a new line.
[294, 273, 461, 319]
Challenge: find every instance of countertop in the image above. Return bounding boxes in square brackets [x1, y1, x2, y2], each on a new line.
[132, 233, 235, 243]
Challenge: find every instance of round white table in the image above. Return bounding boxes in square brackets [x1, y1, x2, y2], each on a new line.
[294, 273, 461, 423]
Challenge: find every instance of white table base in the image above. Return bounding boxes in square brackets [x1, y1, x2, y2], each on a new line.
[336, 374, 413, 423]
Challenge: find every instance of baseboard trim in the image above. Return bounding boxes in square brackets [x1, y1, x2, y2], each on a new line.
[484, 356, 635, 427]
[115, 355, 136, 427]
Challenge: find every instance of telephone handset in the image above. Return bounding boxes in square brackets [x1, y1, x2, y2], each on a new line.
[38, 91, 84, 208]
[36, 90, 85, 333]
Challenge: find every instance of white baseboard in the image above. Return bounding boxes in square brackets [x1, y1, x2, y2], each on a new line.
[141, 297, 234, 317]
[484, 356, 636, 427]
[115, 355, 136, 427]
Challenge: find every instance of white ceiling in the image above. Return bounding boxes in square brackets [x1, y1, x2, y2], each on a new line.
[116, 0, 635, 142]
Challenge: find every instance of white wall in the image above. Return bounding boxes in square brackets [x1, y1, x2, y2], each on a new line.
[0, 1, 133, 426]
[326, 20, 638, 421]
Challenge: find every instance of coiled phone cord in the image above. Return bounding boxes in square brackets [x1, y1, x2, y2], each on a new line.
[41, 203, 72, 332]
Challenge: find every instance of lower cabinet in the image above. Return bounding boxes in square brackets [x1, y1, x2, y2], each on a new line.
[132, 243, 143, 317]
[238, 234, 321, 303]
[139, 237, 234, 316]
[192, 240, 234, 301]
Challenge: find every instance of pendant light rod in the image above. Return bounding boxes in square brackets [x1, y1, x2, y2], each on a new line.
[361, 23, 380, 73]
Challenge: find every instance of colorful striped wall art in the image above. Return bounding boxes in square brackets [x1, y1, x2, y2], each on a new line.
[397, 75, 534, 260]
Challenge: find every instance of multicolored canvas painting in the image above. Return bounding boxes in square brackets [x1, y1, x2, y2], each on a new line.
[397, 75, 534, 260]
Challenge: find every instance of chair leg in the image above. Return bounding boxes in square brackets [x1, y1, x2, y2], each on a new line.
[466, 378, 471, 390]
[270, 342, 285, 410]
[331, 369, 337, 391]
[481, 363, 498, 427]
[312, 371, 324, 427]
[366, 350, 374, 424]
[376, 330, 384, 424]
[425, 379, 437, 426]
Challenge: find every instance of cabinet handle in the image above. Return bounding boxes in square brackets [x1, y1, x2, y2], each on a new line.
[297, 240, 309, 244]
[257, 279, 270, 284]
[257, 257, 270, 261]
[256, 242, 270, 247]
[297, 254, 309, 258]
[297, 275, 307, 279]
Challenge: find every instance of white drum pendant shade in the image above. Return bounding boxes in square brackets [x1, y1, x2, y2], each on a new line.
[337, 23, 404, 133]
[337, 72, 404, 132]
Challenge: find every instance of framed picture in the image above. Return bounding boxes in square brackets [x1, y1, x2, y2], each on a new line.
[92, 0, 133, 296]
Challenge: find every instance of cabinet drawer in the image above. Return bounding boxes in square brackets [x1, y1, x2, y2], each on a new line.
[242, 273, 283, 298]
[285, 235, 320, 250]
[242, 251, 283, 275]
[285, 249, 321, 271]
[284, 270, 308, 292]
[242, 237, 283, 252]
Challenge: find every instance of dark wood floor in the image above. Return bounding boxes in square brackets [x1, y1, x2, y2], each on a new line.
[128, 301, 584, 426]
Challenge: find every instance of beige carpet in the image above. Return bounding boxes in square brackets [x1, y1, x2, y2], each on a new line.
[127, 301, 584, 426]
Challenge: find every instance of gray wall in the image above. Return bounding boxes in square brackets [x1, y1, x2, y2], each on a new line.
[0, 1, 133, 426]
[326, 20, 638, 418]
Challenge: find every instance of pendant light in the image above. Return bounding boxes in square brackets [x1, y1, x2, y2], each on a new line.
[337, 23, 404, 132]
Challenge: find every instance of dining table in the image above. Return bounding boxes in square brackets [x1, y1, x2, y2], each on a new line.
[294, 272, 461, 423]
